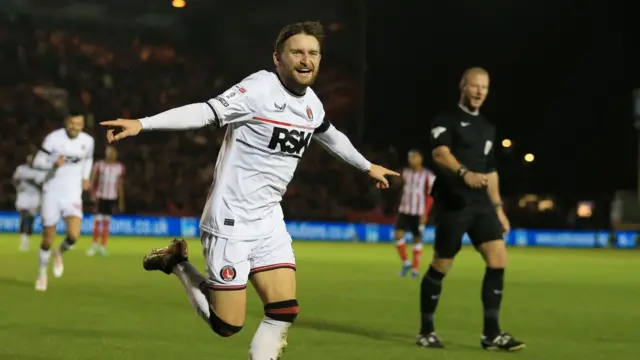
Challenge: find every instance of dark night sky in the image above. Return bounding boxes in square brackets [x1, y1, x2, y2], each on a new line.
[365, 0, 632, 197]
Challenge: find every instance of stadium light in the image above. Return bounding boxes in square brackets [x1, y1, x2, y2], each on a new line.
[501, 139, 512, 148]
[577, 202, 593, 218]
[172, 0, 186, 8]
[524, 153, 534, 162]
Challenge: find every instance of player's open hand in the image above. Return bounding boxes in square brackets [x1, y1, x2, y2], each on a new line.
[100, 119, 143, 143]
[368, 164, 400, 189]
[462, 171, 488, 188]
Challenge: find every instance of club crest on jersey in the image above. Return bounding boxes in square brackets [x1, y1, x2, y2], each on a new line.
[220, 265, 237, 282]
[306, 106, 313, 120]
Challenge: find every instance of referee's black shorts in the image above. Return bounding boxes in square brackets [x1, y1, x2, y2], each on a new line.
[432, 202, 504, 259]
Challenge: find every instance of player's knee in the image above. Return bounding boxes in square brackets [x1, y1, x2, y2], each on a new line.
[394, 230, 405, 241]
[480, 240, 508, 268]
[208, 309, 243, 337]
[431, 257, 454, 275]
[265, 299, 299, 323]
[63, 235, 77, 247]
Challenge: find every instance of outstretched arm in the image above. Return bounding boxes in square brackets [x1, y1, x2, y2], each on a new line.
[138, 103, 217, 131]
[313, 124, 371, 172]
[313, 123, 399, 188]
[100, 103, 217, 142]
[101, 73, 262, 142]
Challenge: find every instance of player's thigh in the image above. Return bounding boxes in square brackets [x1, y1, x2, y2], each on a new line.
[468, 210, 508, 267]
[65, 216, 82, 238]
[394, 214, 410, 240]
[433, 210, 470, 260]
[467, 209, 503, 247]
[408, 215, 422, 240]
[98, 199, 114, 217]
[40, 194, 61, 228]
[62, 199, 83, 237]
[249, 225, 297, 304]
[200, 232, 253, 325]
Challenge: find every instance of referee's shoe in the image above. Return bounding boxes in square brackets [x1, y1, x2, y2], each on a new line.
[481, 332, 526, 352]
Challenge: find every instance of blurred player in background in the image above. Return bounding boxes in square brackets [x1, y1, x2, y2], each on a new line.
[12, 154, 48, 252]
[101, 21, 398, 360]
[394, 150, 435, 278]
[87, 145, 125, 257]
[32, 113, 94, 291]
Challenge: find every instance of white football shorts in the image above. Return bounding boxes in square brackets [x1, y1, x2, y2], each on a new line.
[201, 221, 296, 291]
[15, 193, 41, 216]
[41, 191, 83, 227]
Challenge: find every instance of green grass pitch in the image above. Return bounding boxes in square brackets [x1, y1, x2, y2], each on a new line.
[1, 234, 638, 360]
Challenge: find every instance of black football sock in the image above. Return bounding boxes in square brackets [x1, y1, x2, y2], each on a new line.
[482, 267, 504, 337]
[59, 235, 77, 254]
[420, 265, 445, 334]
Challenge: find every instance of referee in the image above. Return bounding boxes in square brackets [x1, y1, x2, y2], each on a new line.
[415, 67, 525, 351]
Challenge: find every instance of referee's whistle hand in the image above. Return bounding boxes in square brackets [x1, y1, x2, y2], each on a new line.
[463, 171, 488, 188]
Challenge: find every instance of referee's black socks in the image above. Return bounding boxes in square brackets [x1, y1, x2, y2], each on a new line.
[482, 267, 504, 337]
[419, 265, 445, 334]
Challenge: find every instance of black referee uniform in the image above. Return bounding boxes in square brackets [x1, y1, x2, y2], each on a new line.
[429, 106, 503, 258]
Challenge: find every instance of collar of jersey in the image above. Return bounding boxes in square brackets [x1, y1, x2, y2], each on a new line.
[458, 103, 479, 116]
[273, 71, 306, 98]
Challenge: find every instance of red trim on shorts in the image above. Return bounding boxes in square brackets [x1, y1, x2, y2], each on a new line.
[203, 282, 247, 291]
[249, 263, 296, 276]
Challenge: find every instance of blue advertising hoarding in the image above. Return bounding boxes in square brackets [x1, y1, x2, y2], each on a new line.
[0, 211, 635, 248]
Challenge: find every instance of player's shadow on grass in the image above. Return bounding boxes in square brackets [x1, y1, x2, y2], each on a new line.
[0, 277, 33, 289]
[295, 318, 479, 350]
[295, 318, 410, 344]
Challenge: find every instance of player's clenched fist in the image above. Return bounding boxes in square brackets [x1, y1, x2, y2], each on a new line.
[100, 119, 143, 143]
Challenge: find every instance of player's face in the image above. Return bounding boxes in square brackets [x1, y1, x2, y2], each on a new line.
[105, 146, 117, 161]
[408, 152, 423, 168]
[274, 34, 321, 92]
[65, 115, 85, 139]
[462, 72, 489, 110]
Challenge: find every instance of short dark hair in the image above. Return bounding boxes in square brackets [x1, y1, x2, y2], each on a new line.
[67, 108, 84, 118]
[274, 21, 325, 54]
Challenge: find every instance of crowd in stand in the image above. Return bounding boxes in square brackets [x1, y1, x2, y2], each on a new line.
[0, 18, 400, 224]
[0, 17, 611, 230]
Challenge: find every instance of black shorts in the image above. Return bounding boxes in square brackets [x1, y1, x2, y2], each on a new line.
[433, 206, 504, 258]
[96, 199, 117, 216]
[395, 213, 421, 236]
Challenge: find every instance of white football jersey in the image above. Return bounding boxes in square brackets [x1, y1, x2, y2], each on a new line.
[13, 164, 47, 196]
[201, 70, 328, 240]
[38, 128, 94, 199]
